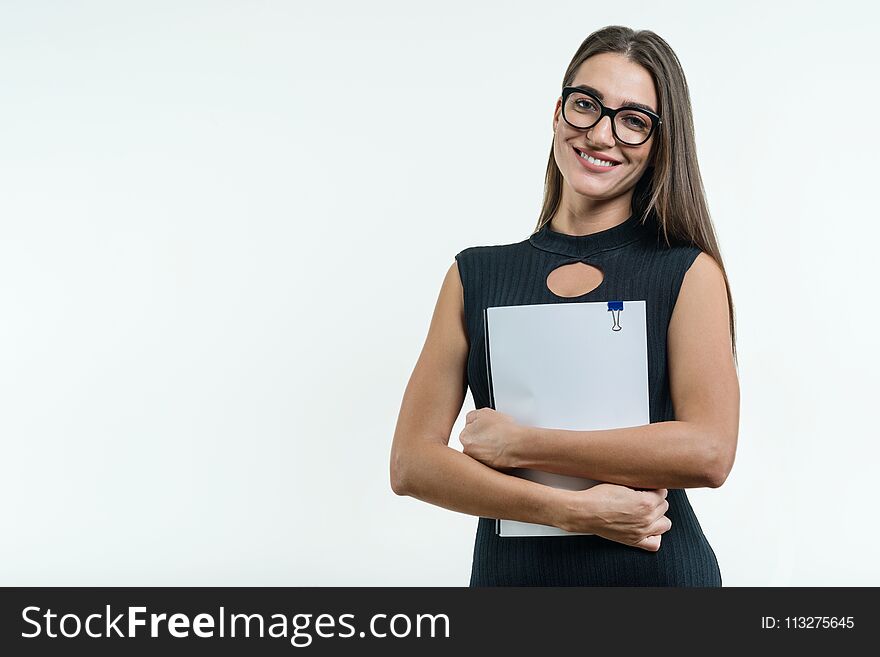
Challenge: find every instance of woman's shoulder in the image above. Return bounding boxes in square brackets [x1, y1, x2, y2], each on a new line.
[454, 236, 530, 268]
[666, 241, 704, 270]
[637, 229, 704, 268]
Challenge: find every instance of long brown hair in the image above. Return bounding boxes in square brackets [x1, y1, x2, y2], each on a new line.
[536, 25, 737, 363]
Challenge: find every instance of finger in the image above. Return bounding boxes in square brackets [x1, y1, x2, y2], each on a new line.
[635, 534, 661, 552]
[649, 515, 672, 535]
[644, 489, 666, 502]
[650, 499, 669, 523]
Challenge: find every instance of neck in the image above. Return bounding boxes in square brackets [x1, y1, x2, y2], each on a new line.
[551, 188, 635, 236]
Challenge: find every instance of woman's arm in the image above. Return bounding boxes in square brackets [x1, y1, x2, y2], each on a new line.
[390, 261, 570, 528]
[499, 252, 740, 489]
[391, 260, 673, 549]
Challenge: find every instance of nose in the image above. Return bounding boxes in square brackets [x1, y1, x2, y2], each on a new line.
[587, 115, 616, 148]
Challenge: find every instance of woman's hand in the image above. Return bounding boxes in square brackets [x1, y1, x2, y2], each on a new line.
[558, 483, 672, 552]
[459, 408, 523, 471]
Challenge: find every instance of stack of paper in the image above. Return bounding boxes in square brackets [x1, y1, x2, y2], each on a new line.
[483, 300, 650, 537]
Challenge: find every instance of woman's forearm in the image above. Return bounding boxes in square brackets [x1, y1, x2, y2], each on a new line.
[393, 443, 569, 528]
[509, 420, 725, 489]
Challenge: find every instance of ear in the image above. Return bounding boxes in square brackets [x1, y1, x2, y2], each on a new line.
[552, 98, 562, 133]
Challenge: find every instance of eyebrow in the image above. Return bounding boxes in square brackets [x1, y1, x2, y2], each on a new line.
[571, 84, 657, 114]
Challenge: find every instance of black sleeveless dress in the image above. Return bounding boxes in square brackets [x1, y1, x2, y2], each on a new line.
[454, 211, 722, 586]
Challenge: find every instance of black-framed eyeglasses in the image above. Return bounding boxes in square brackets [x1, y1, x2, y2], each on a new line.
[561, 86, 661, 146]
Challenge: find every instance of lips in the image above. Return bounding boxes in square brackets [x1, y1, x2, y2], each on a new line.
[572, 146, 622, 174]
[573, 146, 621, 165]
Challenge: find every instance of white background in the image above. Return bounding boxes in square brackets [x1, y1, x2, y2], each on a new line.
[1, 0, 878, 585]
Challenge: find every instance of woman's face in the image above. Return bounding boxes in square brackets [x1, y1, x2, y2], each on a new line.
[552, 52, 659, 202]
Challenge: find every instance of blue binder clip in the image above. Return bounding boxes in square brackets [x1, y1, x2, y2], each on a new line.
[607, 300, 624, 331]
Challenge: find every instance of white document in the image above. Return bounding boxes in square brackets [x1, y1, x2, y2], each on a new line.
[484, 300, 650, 537]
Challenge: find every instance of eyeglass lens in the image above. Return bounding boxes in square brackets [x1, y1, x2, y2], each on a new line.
[564, 92, 653, 145]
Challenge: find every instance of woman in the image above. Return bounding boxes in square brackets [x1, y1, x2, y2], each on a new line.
[390, 25, 739, 586]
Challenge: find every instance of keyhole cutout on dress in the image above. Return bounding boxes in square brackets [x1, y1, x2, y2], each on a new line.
[546, 261, 604, 297]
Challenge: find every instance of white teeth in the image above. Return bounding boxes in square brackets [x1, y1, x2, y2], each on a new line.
[576, 149, 617, 167]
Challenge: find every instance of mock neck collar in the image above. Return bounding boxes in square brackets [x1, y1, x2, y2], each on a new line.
[528, 211, 646, 258]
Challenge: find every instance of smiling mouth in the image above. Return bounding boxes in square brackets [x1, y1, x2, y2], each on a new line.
[573, 147, 621, 167]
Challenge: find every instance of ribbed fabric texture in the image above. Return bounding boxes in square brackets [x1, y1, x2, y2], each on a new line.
[455, 211, 722, 587]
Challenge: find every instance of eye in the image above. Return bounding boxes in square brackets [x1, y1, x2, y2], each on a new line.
[575, 98, 598, 112]
[623, 115, 648, 130]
